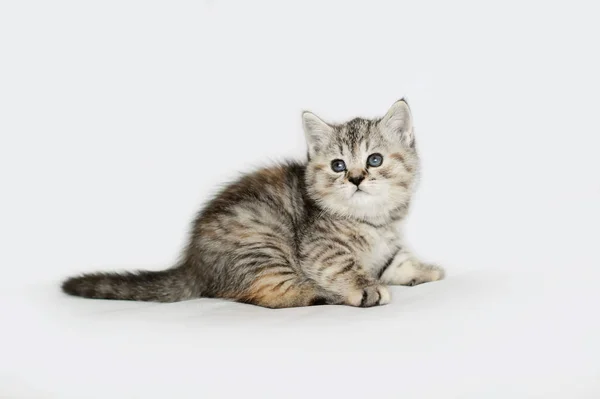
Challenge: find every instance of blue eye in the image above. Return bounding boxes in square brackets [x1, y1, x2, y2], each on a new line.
[367, 153, 383, 167]
[331, 159, 346, 172]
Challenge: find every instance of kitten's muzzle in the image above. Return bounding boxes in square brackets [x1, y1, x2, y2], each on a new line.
[348, 175, 365, 187]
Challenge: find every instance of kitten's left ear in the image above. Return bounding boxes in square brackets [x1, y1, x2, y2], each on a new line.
[380, 98, 414, 147]
[302, 111, 333, 157]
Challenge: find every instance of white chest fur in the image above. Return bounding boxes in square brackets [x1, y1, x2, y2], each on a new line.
[359, 222, 403, 273]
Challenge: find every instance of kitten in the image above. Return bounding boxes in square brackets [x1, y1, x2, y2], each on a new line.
[62, 99, 445, 308]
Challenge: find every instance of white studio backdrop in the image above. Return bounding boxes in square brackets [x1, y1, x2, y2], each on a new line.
[1, 1, 599, 398]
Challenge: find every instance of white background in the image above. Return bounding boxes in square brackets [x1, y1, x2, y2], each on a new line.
[1, 1, 599, 398]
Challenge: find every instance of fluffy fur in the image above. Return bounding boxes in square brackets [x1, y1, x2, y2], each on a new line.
[62, 99, 445, 308]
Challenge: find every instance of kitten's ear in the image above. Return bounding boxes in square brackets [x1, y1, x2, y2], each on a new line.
[380, 99, 414, 147]
[302, 111, 333, 157]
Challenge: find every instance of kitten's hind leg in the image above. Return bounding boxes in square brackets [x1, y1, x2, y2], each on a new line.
[236, 270, 335, 309]
[379, 250, 445, 286]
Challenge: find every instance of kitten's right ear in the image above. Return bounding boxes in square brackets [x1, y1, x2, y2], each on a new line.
[302, 111, 333, 157]
[380, 99, 415, 147]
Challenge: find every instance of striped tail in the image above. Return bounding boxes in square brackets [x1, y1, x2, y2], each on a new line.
[61, 267, 192, 303]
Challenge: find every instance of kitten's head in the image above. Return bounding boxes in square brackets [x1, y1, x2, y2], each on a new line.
[303, 99, 419, 224]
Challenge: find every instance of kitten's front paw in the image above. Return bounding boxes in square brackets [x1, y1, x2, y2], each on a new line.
[381, 258, 447, 286]
[347, 285, 391, 307]
[407, 263, 445, 286]
[425, 263, 445, 281]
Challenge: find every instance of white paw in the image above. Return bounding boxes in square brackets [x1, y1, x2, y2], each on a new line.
[405, 263, 445, 286]
[377, 285, 391, 305]
[381, 259, 446, 286]
[425, 263, 445, 282]
[347, 285, 391, 307]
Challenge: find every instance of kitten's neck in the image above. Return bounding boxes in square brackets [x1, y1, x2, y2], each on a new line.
[308, 195, 410, 228]
[350, 203, 410, 228]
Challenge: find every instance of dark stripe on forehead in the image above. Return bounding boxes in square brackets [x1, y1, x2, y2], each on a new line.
[337, 141, 344, 156]
[347, 118, 366, 155]
[329, 117, 384, 156]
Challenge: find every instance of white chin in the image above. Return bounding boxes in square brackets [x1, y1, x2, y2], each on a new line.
[348, 191, 378, 207]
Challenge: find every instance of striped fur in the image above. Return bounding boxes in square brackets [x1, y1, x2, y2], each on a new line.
[62, 99, 445, 308]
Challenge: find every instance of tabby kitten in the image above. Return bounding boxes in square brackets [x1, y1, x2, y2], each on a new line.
[62, 99, 445, 308]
